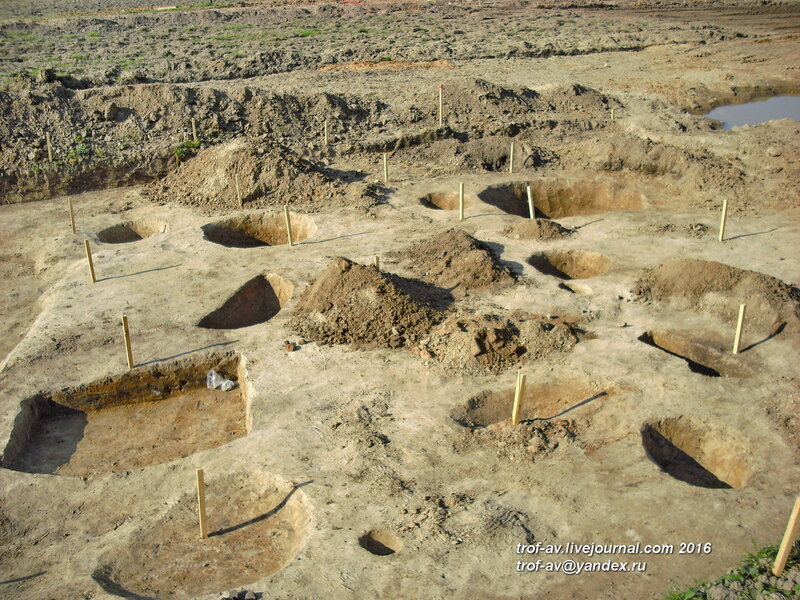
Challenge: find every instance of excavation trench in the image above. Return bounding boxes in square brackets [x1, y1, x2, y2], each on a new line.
[450, 380, 604, 429]
[528, 249, 612, 279]
[202, 213, 315, 248]
[640, 331, 751, 378]
[641, 416, 753, 489]
[97, 220, 168, 243]
[419, 192, 475, 211]
[198, 273, 293, 329]
[478, 179, 645, 219]
[1, 353, 249, 477]
[100, 471, 312, 599]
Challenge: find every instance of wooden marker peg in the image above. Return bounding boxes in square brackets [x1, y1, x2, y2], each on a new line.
[284, 205, 294, 247]
[46, 132, 53, 162]
[68, 199, 76, 233]
[83, 239, 96, 283]
[235, 174, 242, 208]
[438, 84, 443, 127]
[773, 496, 800, 576]
[383, 153, 389, 183]
[511, 372, 526, 426]
[323, 119, 329, 146]
[191, 117, 198, 142]
[509, 142, 515, 174]
[732, 303, 746, 354]
[196, 468, 208, 540]
[526, 185, 535, 220]
[459, 182, 465, 221]
[121, 314, 134, 369]
[611, 107, 615, 121]
[718, 198, 728, 242]
[374, 255, 380, 270]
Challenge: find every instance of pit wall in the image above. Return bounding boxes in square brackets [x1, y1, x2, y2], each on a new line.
[0, 351, 247, 471]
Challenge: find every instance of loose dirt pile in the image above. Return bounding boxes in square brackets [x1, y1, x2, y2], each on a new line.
[417, 311, 582, 374]
[147, 139, 373, 211]
[455, 418, 582, 463]
[503, 218, 573, 241]
[393, 229, 515, 298]
[290, 257, 441, 349]
[633, 259, 800, 335]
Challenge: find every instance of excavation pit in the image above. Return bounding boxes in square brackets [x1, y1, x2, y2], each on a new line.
[96, 220, 168, 243]
[202, 213, 315, 248]
[1, 353, 249, 477]
[99, 471, 311, 599]
[641, 416, 753, 489]
[478, 179, 645, 219]
[198, 273, 293, 329]
[419, 192, 475, 211]
[640, 331, 752, 378]
[450, 380, 604, 429]
[528, 249, 612, 280]
[359, 529, 403, 556]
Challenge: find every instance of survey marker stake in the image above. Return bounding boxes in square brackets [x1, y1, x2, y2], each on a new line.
[84, 239, 96, 284]
[511, 372, 526, 426]
[773, 496, 800, 576]
[196, 468, 208, 540]
[526, 185, 535, 220]
[438, 84, 444, 127]
[459, 182, 465, 221]
[191, 118, 198, 143]
[46, 132, 53, 162]
[284, 205, 294, 247]
[122, 314, 134, 369]
[719, 198, 728, 242]
[383, 153, 389, 183]
[732, 303, 746, 355]
[68, 199, 76, 233]
[235, 174, 242, 208]
[509, 142, 515, 174]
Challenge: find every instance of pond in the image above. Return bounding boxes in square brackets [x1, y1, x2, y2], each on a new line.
[705, 95, 800, 129]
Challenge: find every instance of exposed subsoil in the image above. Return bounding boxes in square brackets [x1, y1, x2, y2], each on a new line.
[0, 1, 799, 600]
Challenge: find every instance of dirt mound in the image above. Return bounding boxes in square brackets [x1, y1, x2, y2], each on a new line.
[290, 257, 441, 349]
[147, 139, 361, 211]
[503, 219, 573, 241]
[96, 220, 167, 243]
[528, 249, 612, 279]
[202, 213, 315, 248]
[100, 470, 312, 598]
[456, 418, 583, 463]
[417, 312, 582, 374]
[198, 274, 293, 330]
[633, 259, 800, 335]
[641, 416, 754, 489]
[393, 229, 515, 297]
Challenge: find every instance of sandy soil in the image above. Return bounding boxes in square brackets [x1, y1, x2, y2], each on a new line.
[0, 1, 799, 599]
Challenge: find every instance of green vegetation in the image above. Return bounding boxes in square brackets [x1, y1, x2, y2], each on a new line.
[295, 28, 320, 38]
[172, 139, 202, 160]
[87, 32, 100, 38]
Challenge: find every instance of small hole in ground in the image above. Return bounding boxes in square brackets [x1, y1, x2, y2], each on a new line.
[419, 192, 474, 211]
[359, 529, 403, 556]
[639, 331, 750, 378]
[198, 274, 293, 329]
[202, 213, 315, 248]
[97, 220, 168, 244]
[528, 249, 612, 279]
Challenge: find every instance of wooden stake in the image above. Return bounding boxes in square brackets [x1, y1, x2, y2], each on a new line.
[719, 198, 728, 242]
[732, 303, 746, 354]
[459, 182, 465, 221]
[383, 153, 389, 183]
[374, 255, 380, 270]
[526, 185, 535, 220]
[196, 468, 208, 540]
[323, 119, 329, 146]
[284, 205, 294, 247]
[46, 132, 53, 162]
[511, 372, 526, 426]
[121, 314, 134, 369]
[83, 239, 96, 283]
[773, 496, 800, 576]
[509, 142, 515, 174]
[235, 174, 242, 208]
[611, 107, 615, 121]
[68, 199, 76, 233]
[438, 84, 443, 127]
[191, 118, 198, 143]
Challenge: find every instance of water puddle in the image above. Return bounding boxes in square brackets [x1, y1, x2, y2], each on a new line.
[706, 96, 800, 129]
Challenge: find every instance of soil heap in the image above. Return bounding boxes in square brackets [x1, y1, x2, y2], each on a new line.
[503, 219, 574, 241]
[633, 259, 800, 334]
[394, 229, 515, 297]
[291, 257, 441, 349]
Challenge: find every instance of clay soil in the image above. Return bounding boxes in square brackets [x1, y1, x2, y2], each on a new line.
[0, 1, 799, 599]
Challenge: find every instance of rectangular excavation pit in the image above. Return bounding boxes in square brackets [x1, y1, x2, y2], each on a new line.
[1, 353, 250, 477]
